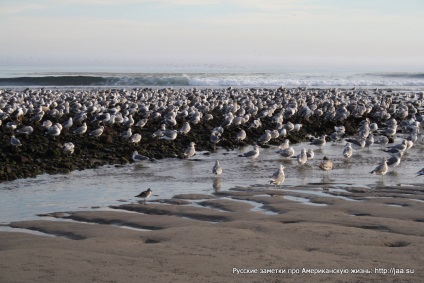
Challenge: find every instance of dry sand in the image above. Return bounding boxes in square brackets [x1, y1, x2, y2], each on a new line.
[1, 185, 424, 283]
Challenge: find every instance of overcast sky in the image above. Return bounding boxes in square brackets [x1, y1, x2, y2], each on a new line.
[1, 0, 423, 69]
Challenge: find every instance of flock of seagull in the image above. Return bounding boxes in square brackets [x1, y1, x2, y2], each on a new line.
[1, 87, 424, 191]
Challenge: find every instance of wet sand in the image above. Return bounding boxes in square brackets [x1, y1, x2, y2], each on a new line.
[1, 185, 423, 282]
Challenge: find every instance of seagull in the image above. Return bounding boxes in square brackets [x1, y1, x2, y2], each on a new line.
[16, 126, 34, 136]
[319, 156, 333, 172]
[239, 145, 260, 160]
[417, 168, 424, 177]
[277, 147, 295, 159]
[73, 122, 87, 136]
[270, 164, 285, 189]
[375, 136, 389, 147]
[42, 120, 53, 129]
[152, 124, 166, 138]
[278, 139, 290, 150]
[45, 124, 61, 138]
[89, 126, 104, 138]
[365, 134, 374, 149]
[132, 151, 150, 162]
[212, 160, 222, 175]
[210, 133, 221, 149]
[236, 129, 247, 142]
[384, 140, 407, 154]
[61, 117, 73, 131]
[310, 135, 326, 149]
[370, 158, 388, 178]
[386, 151, 403, 172]
[6, 121, 19, 131]
[258, 130, 272, 144]
[184, 142, 196, 158]
[62, 142, 75, 155]
[135, 188, 152, 205]
[159, 130, 178, 141]
[10, 135, 22, 147]
[179, 122, 191, 135]
[346, 137, 366, 152]
[130, 133, 142, 144]
[121, 128, 132, 139]
[306, 148, 315, 160]
[297, 148, 308, 166]
[343, 142, 353, 159]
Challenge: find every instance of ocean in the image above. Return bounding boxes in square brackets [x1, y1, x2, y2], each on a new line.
[1, 66, 424, 88]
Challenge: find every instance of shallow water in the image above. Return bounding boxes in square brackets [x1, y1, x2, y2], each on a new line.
[0, 138, 423, 225]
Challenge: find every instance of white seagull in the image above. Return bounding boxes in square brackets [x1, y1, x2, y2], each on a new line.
[270, 164, 285, 189]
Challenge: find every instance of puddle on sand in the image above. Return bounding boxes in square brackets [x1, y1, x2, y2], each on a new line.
[384, 204, 405, 208]
[37, 215, 153, 232]
[289, 188, 359, 202]
[221, 197, 279, 215]
[189, 199, 229, 212]
[0, 225, 56, 237]
[283, 195, 328, 206]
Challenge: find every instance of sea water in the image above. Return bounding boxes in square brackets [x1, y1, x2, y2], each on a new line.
[1, 66, 424, 88]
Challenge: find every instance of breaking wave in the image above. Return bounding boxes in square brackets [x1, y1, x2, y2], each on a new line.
[1, 73, 424, 87]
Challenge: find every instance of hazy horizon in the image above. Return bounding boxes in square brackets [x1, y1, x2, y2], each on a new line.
[1, 0, 423, 69]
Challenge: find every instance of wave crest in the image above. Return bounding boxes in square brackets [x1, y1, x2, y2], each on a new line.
[1, 73, 424, 87]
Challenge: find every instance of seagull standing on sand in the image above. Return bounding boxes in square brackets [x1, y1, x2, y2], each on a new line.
[270, 164, 285, 189]
[135, 188, 152, 205]
[184, 142, 196, 158]
[213, 160, 222, 175]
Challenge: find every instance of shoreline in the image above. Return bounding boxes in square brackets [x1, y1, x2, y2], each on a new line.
[1, 185, 423, 282]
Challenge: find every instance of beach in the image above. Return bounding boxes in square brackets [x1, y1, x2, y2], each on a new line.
[0, 85, 423, 282]
[1, 185, 424, 283]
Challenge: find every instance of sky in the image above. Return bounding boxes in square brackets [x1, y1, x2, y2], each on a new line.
[1, 0, 423, 69]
